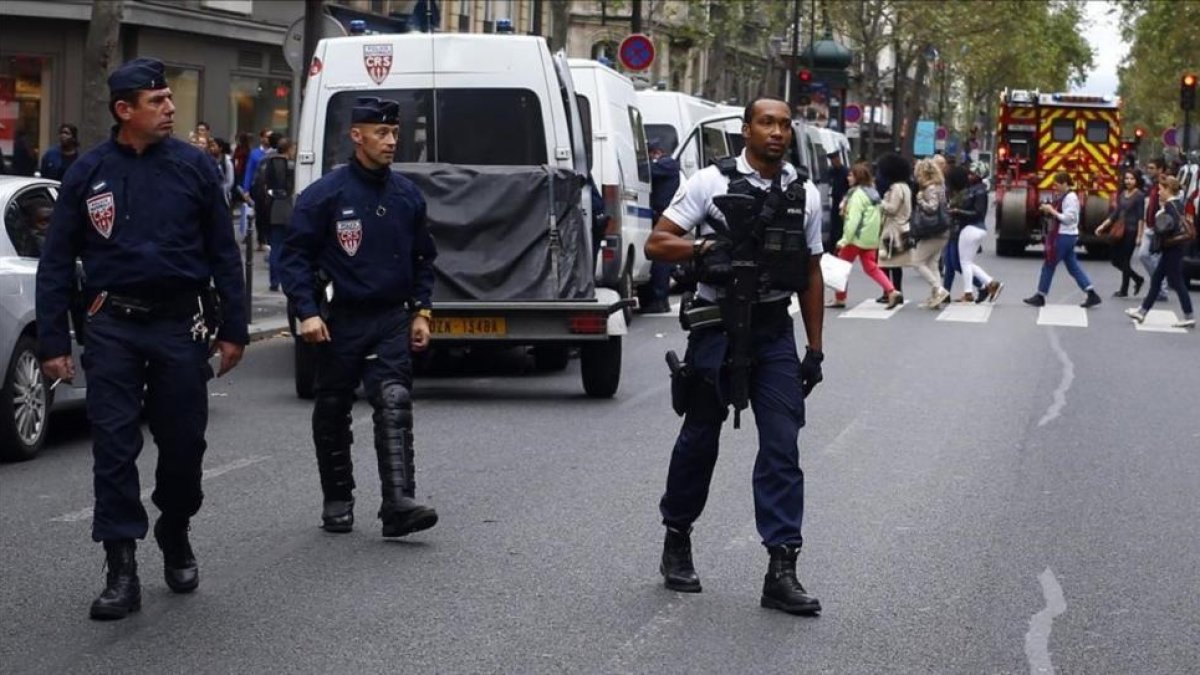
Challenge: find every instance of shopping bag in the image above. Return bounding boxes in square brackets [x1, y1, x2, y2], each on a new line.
[821, 253, 853, 292]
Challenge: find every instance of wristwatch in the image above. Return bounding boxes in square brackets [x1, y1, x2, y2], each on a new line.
[415, 308, 433, 320]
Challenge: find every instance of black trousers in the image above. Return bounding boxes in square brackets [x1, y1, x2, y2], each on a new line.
[1109, 233, 1143, 294]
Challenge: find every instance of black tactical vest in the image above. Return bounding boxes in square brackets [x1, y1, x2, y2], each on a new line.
[713, 157, 811, 294]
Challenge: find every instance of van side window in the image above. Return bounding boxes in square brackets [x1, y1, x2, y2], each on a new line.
[628, 106, 651, 184]
[323, 88, 547, 171]
[645, 124, 678, 154]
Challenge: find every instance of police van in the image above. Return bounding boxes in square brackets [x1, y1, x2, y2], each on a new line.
[636, 90, 730, 158]
[568, 58, 653, 318]
[291, 33, 628, 399]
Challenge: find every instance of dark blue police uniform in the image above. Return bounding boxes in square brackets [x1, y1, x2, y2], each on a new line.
[280, 97, 438, 538]
[36, 57, 248, 620]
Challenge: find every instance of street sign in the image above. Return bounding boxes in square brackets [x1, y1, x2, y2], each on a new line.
[914, 119, 936, 156]
[618, 34, 655, 72]
[844, 104, 862, 124]
[283, 14, 347, 74]
[1163, 127, 1177, 147]
[935, 126, 948, 140]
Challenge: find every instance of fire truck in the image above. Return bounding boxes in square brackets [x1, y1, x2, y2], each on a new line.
[993, 89, 1122, 257]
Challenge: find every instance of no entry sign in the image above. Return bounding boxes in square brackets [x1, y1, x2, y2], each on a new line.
[618, 34, 655, 72]
[844, 104, 863, 124]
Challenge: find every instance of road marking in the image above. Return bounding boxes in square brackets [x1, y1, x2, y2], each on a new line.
[51, 455, 271, 523]
[936, 304, 993, 323]
[839, 298, 905, 320]
[1025, 568, 1066, 674]
[1133, 309, 1188, 334]
[1037, 329, 1074, 428]
[1037, 305, 1088, 328]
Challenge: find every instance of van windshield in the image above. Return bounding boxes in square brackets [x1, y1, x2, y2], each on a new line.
[322, 88, 547, 172]
[644, 124, 678, 154]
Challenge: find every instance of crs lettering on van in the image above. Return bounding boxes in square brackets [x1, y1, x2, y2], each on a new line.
[292, 34, 629, 400]
[568, 58, 653, 309]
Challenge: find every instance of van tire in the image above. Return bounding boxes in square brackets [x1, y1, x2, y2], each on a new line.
[581, 337, 621, 398]
[0, 336, 50, 461]
[619, 265, 634, 325]
[294, 339, 317, 400]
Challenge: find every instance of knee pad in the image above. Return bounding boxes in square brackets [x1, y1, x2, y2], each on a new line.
[313, 391, 354, 437]
[370, 381, 412, 429]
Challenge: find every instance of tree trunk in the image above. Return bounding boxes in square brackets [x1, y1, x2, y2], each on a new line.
[549, 0, 570, 53]
[902, 51, 932, 161]
[702, 1, 727, 100]
[80, 0, 124, 148]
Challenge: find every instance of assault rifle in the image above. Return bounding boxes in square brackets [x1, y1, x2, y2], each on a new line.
[710, 193, 761, 429]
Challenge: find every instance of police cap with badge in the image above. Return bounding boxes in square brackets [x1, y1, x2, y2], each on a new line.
[107, 57, 168, 95]
[352, 97, 400, 124]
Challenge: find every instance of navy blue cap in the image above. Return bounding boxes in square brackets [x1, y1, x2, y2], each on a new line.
[107, 57, 168, 95]
[351, 97, 400, 124]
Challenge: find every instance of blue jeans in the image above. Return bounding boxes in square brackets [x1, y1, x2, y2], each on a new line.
[1037, 233, 1092, 295]
[659, 308, 807, 546]
[941, 238, 984, 292]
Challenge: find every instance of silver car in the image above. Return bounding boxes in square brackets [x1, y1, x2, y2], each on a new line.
[0, 176, 86, 460]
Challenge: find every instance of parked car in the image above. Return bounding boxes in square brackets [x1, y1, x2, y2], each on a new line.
[1, 176, 86, 460]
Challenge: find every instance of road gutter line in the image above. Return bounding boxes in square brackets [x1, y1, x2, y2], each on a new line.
[50, 455, 271, 523]
[1024, 567, 1066, 674]
[1037, 329, 1074, 427]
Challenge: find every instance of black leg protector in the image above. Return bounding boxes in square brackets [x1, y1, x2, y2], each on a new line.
[369, 381, 437, 537]
[313, 391, 356, 501]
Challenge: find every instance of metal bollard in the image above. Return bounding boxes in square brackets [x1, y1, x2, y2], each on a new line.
[243, 207, 254, 323]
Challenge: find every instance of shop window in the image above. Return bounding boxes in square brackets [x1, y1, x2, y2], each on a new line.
[230, 76, 292, 139]
[0, 54, 50, 175]
[164, 66, 201, 138]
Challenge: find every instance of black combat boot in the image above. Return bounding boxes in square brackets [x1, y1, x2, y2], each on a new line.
[90, 540, 141, 621]
[660, 526, 702, 592]
[372, 382, 438, 538]
[314, 392, 357, 533]
[153, 515, 199, 593]
[760, 545, 821, 616]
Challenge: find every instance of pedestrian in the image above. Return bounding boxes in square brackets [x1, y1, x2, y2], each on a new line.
[280, 97, 439, 539]
[940, 165, 986, 301]
[38, 123, 80, 180]
[1096, 169, 1146, 297]
[828, 161, 901, 309]
[255, 137, 294, 291]
[826, 150, 850, 250]
[35, 57, 248, 621]
[242, 128, 273, 250]
[947, 161, 1002, 303]
[208, 136, 234, 202]
[644, 97, 825, 616]
[232, 131, 252, 189]
[1136, 157, 1171, 302]
[876, 153, 913, 301]
[1126, 176, 1194, 328]
[908, 158, 952, 308]
[1023, 171, 1103, 308]
[640, 139, 681, 314]
[195, 120, 210, 137]
[10, 129, 38, 176]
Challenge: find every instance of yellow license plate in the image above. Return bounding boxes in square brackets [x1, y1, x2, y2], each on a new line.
[431, 317, 507, 336]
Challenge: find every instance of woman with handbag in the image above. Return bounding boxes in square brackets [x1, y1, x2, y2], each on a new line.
[1125, 176, 1194, 328]
[908, 158, 952, 308]
[877, 154, 913, 301]
[1096, 170, 1146, 297]
[828, 162, 902, 309]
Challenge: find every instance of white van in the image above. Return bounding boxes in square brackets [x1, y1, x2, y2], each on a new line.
[804, 126, 851, 237]
[292, 34, 628, 399]
[568, 58, 653, 310]
[636, 90, 728, 157]
[673, 112, 818, 182]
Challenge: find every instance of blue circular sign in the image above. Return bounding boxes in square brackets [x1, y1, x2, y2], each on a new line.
[618, 34, 655, 72]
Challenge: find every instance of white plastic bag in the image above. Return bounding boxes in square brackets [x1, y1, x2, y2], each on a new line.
[821, 253, 852, 292]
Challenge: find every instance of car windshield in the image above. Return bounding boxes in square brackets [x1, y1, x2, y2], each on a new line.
[322, 88, 548, 173]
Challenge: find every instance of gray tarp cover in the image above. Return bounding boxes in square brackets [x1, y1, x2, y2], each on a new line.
[396, 163, 594, 302]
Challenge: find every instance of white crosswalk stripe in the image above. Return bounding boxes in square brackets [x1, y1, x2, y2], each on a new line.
[936, 304, 993, 323]
[1133, 309, 1189, 334]
[1036, 304, 1089, 328]
[838, 298, 906, 319]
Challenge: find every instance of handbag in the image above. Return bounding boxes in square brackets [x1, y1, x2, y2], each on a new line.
[1160, 200, 1196, 248]
[910, 197, 949, 239]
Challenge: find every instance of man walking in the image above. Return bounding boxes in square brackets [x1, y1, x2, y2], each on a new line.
[36, 58, 248, 620]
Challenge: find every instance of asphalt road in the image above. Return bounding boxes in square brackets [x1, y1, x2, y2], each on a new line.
[2, 239, 1198, 674]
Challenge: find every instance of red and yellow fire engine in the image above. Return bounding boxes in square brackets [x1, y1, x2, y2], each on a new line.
[993, 89, 1122, 256]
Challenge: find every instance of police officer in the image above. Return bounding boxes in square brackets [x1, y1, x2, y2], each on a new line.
[36, 58, 248, 621]
[639, 140, 682, 314]
[280, 97, 439, 539]
[644, 97, 826, 615]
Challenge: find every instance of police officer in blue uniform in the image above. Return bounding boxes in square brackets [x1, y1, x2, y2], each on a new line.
[36, 58, 248, 621]
[280, 97, 439, 539]
[644, 97, 826, 615]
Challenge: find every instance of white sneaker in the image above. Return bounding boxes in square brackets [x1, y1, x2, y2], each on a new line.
[1173, 317, 1196, 328]
[1124, 307, 1146, 323]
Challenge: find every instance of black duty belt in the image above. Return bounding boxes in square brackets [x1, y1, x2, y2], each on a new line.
[682, 297, 791, 331]
[98, 291, 202, 322]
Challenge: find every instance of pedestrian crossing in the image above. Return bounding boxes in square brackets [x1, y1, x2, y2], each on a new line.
[644, 297, 1193, 334]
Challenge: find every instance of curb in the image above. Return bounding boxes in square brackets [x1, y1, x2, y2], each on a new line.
[248, 318, 292, 343]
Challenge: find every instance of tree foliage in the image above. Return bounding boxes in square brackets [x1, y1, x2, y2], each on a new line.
[1116, 0, 1200, 142]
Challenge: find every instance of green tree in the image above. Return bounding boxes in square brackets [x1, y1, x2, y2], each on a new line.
[1116, 0, 1200, 152]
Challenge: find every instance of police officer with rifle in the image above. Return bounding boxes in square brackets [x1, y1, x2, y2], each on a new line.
[36, 58, 248, 621]
[281, 97, 439, 540]
[645, 97, 826, 616]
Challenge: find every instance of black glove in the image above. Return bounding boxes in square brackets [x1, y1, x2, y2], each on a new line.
[800, 348, 824, 397]
[695, 237, 732, 284]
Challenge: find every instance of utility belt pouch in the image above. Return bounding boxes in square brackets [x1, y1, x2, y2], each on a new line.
[682, 303, 723, 331]
[106, 295, 155, 322]
[665, 350, 691, 417]
[200, 286, 223, 334]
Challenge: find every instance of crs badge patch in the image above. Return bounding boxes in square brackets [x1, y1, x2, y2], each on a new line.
[336, 219, 363, 256]
[362, 44, 393, 85]
[86, 192, 116, 239]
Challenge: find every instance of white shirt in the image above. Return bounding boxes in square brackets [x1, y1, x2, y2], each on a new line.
[1055, 191, 1080, 235]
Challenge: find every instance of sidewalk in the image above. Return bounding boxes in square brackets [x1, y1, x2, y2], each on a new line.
[242, 242, 292, 343]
